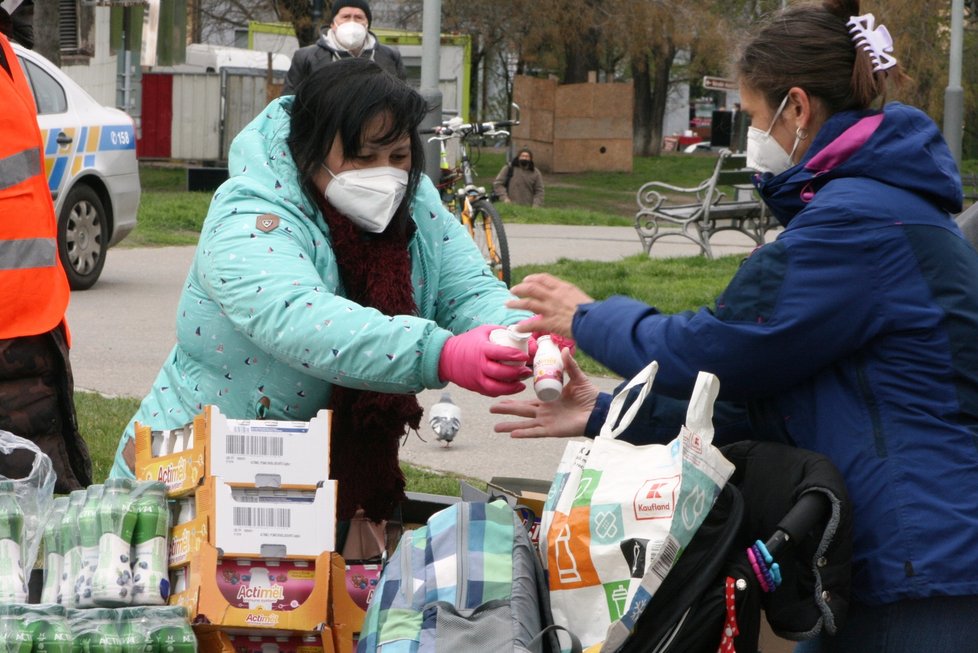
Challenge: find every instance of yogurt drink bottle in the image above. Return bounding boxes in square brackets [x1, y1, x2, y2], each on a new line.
[149, 606, 197, 653]
[22, 604, 72, 653]
[40, 496, 70, 604]
[0, 481, 28, 604]
[117, 606, 152, 653]
[489, 326, 531, 365]
[129, 482, 170, 605]
[532, 335, 565, 402]
[59, 490, 87, 608]
[0, 604, 31, 653]
[92, 478, 137, 606]
[68, 607, 123, 653]
[76, 484, 105, 607]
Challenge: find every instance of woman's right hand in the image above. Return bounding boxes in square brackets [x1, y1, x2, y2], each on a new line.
[438, 325, 531, 397]
[490, 348, 597, 438]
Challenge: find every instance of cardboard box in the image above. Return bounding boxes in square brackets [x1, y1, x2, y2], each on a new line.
[400, 491, 460, 530]
[329, 553, 366, 645]
[486, 477, 551, 545]
[486, 477, 549, 516]
[135, 407, 332, 496]
[206, 406, 331, 489]
[135, 414, 207, 497]
[170, 511, 209, 568]
[194, 626, 337, 653]
[195, 476, 337, 559]
[175, 543, 331, 632]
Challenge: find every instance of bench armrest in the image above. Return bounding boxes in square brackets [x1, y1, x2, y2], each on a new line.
[637, 180, 721, 212]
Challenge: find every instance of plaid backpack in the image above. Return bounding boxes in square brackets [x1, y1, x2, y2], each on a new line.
[356, 500, 578, 653]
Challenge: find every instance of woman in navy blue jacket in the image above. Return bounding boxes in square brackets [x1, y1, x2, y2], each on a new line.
[493, 1, 978, 650]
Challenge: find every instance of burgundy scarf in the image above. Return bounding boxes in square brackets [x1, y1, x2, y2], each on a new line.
[318, 197, 423, 522]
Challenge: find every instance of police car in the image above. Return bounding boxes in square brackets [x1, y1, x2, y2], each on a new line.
[14, 43, 140, 290]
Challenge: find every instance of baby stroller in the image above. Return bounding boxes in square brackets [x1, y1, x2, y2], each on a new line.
[615, 440, 852, 653]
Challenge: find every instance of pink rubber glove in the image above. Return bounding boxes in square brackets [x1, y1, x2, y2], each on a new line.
[438, 325, 531, 397]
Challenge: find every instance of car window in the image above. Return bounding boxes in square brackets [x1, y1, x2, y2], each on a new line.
[18, 57, 68, 115]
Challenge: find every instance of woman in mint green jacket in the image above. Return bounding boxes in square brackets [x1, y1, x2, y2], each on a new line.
[110, 59, 532, 521]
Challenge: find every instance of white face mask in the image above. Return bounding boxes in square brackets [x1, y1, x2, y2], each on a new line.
[334, 22, 368, 51]
[745, 95, 802, 176]
[323, 165, 408, 233]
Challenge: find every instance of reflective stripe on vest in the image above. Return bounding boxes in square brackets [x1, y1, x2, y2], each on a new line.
[0, 146, 40, 190]
[0, 237, 57, 270]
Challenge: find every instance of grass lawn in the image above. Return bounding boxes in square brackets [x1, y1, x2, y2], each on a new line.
[127, 152, 723, 246]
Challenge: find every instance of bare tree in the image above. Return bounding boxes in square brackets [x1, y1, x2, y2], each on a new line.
[274, 0, 317, 47]
[198, 0, 283, 45]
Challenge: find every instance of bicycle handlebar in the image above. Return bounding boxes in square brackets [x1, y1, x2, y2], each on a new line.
[420, 119, 520, 137]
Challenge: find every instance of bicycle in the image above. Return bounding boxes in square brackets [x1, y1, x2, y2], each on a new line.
[422, 112, 518, 286]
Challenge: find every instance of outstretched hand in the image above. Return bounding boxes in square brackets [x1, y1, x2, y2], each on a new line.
[506, 273, 593, 339]
[490, 348, 598, 438]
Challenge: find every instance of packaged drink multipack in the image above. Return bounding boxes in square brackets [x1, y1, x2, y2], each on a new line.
[129, 482, 170, 605]
[0, 604, 31, 653]
[59, 490, 87, 608]
[40, 497, 71, 604]
[92, 479, 137, 606]
[76, 484, 105, 607]
[67, 607, 122, 653]
[0, 482, 28, 604]
[22, 604, 72, 653]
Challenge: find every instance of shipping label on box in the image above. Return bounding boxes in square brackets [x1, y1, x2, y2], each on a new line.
[196, 476, 337, 558]
[205, 406, 331, 488]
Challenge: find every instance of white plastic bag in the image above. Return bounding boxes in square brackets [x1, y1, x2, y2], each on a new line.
[538, 362, 735, 651]
[0, 430, 57, 580]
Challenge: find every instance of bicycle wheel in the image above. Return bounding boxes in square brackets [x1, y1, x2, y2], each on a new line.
[467, 199, 511, 286]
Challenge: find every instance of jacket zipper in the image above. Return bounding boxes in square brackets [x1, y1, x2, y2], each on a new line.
[457, 502, 469, 609]
[855, 362, 887, 457]
[400, 530, 414, 605]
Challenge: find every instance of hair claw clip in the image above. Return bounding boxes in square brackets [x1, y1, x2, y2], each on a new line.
[847, 13, 898, 72]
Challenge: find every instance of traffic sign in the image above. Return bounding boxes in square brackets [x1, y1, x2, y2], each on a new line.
[702, 76, 738, 92]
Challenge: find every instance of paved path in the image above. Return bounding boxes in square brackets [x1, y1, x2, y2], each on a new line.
[66, 225, 764, 483]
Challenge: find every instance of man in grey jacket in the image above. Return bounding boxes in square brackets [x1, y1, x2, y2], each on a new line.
[282, 0, 406, 94]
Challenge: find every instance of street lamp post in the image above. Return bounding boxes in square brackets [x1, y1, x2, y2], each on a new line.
[944, 0, 964, 165]
[420, 0, 444, 183]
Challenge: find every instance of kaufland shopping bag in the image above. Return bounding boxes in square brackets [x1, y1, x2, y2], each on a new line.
[538, 362, 735, 651]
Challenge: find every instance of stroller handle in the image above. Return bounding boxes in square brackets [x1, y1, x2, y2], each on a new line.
[764, 491, 830, 556]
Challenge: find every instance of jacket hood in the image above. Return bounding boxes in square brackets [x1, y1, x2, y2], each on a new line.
[757, 102, 963, 225]
[225, 95, 329, 228]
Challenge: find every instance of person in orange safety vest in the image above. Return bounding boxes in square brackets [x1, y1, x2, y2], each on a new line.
[0, 29, 92, 492]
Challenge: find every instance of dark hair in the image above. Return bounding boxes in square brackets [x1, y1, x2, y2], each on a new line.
[736, 0, 907, 116]
[288, 58, 428, 227]
[512, 148, 534, 171]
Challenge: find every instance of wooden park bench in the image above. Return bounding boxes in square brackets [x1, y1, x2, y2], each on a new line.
[634, 149, 777, 258]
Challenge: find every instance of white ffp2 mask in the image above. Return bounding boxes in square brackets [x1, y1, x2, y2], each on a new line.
[323, 165, 408, 233]
[745, 95, 802, 176]
[334, 22, 368, 51]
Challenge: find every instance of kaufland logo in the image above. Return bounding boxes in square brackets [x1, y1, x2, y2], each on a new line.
[634, 476, 680, 520]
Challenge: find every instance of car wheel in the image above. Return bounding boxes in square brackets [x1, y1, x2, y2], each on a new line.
[58, 184, 108, 290]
